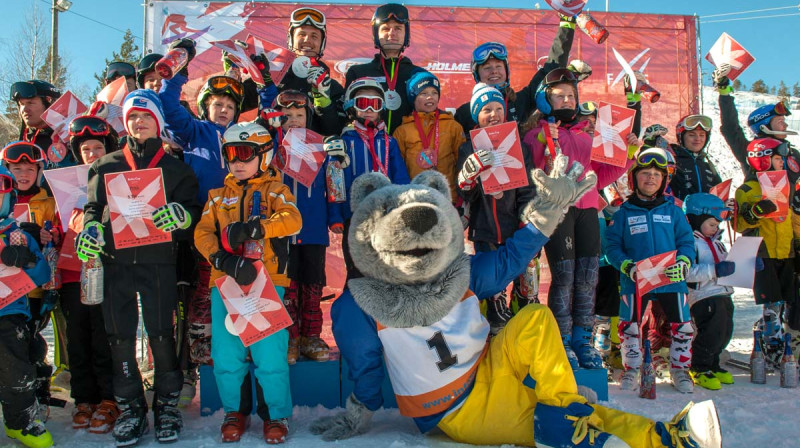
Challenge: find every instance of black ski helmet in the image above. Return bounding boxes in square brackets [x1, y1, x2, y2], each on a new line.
[371, 3, 410, 51]
[9, 80, 61, 108]
[136, 53, 163, 89]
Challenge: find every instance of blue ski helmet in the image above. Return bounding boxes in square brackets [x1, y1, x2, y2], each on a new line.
[747, 102, 791, 136]
[535, 68, 579, 118]
[683, 193, 730, 222]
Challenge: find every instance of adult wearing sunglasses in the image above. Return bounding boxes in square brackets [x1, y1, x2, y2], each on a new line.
[104, 61, 137, 93]
[344, 3, 422, 134]
[668, 114, 723, 201]
[454, 13, 577, 133]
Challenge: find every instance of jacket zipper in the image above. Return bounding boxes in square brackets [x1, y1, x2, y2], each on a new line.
[239, 183, 250, 222]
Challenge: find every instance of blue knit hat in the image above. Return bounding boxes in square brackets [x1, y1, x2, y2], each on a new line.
[123, 89, 168, 140]
[470, 83, 505, 122]
[406, 70, 440, 103]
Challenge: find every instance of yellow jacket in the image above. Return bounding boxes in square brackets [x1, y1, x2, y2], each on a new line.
[393, 111, 465, 201]
[735, 179, 800, 259]
[195, 167, 302, 287]
[19, 188, 59, 299]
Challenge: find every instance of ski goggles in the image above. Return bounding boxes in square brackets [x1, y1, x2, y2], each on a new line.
[290, 7, 326, 29]
[222, 143, 262, 164]
[105, 62, 136, 81]
[1, 142, 45, 164]
[472, 42, 508, 65]
[69, 116, 111, 138]
[636, 150, 668, 169]
[543, 67, 578, 86]
[207, 76, 244, 99]
[10, 80, 59, 102]
[678, 114, 713, 132]
[373, 3, 409, 24]
[579, 101, 598, 116]
[773, 100, 791, 117]
[353, 95, 384, 112]
[275, 90, 308, 109]
[0, 174, 13, 194]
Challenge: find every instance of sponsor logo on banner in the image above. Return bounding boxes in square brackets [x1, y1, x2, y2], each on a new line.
[425, 61, 471, 74]
[609, 48, 652, 88]
[334, 58, 372, 75]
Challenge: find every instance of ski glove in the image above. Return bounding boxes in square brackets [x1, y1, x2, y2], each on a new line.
[559, 14, 576, 29]
[310, 393, 373, 441]
[457, 150, 494, 190]
[644, 124, 668, 142]
[712, 63, 731, 88]
[75, 222, 104, 262]
[519, 154, 597, 237]
[152, 203, 192, 232]
[250, 53, 273, 87]
[18, 222, 43, 248]
[169, 38, 197, 76]
[40, 290, 59, 315]
[620, 259, 637, 281]
[222, 216, 265, 252]
[715, 261, 736, 278]
[567, 59, 592, 82]
[210, 251, 257, 285]
[752, 199, 778, 218]
[323, 136, 350, 168]
[221, 40, 248, 73]
[0, 244, 36, 268]
[665, 255, 691, 283]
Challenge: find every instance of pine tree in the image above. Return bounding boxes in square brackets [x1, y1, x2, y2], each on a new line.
[92, 29, 141, 94]
[777, 81, 790, 98]
[770, 86, 776, 95]
[793, 82, 800, 97]
[732, 79, 742, 90]
[750, 79, 769, 93]
[36, 46, 69, 91]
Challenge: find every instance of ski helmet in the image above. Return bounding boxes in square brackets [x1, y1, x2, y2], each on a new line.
[136, 53, 163, 89]
[746, 138, 786, 172]
[287, 7, 327, 57]
[105, 61, 136, 84]
[578, 101, 598, 118]
[196, 76, 244, 122]
[221, 121, 275, 175]
[683, 193, 730, 222]
[9, 80, 61, 107]
[747, 101, 791, 137]
[344, 77, 385, 121]
[675, 114, 712, 150]
[68, 115, 119, 164]
[0, 164, 17, 223]
[470, 42, 509, 90]
[371, 3, 410, 51]
[627, 147, 670, 198]
[535, 68, 579, 121]
[273, 89, 314, 128]
[0, 141, 46, 187]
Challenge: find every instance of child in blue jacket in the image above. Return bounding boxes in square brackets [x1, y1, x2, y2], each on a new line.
[604, 148, 697, 394]
[0, 164, 52, 448]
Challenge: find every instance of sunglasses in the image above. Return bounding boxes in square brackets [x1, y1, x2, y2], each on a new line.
[69, 116, 110, 138]
[2, 142, 44, 164]
[472, 42, 508, 65]
[679, 114, 713, 132]
[637, 151, 668, 169]
[222, 143, 260, 164]
[579, 101, 598, 116]
[106, 62, 136, 80]
[354, 96, 384, 112]
[0, 174, 13, 194]
[207, 76, 244, 99]
[290, 7, 325, 28]
[544, 68, 579, 86]
[275, 90, 308, 109]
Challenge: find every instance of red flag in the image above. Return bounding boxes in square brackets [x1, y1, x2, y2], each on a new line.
[544, 0, 587, 16]
[41, 91, 88, 142]
[104, 168, 170, 249]
[96, 77, 130, 135]
[246, 34, 296, 85]
[13, 204, 30, 224]
[590, 102, 636, 168]
[757, 170, 790, 221]
[215, 261, 293, 347]
[0, 239, 37, 309]
[275, 128, 326, 188]
[635, 250, 677, 297]
[469, 122, 529, 194]
[705, 33, 755, 81]
[709, 179, 732, 203]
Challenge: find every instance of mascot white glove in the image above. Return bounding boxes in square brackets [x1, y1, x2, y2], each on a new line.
[520, 153, 597, 237]
[309, 393, 373, 441]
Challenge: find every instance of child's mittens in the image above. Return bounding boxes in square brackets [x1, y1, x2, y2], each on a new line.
[457, 150, 493, 190]
[665, 255, 691, 283]
[714, 261, 736, 278]
[755, 257, 765, 272]
[0, 244, 36, 268]
[620, 259, 637, 281]
[210, 251, 257, 286]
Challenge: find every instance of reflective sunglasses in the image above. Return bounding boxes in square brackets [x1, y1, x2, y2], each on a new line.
[472, 42, 508, 65]
[69, 116, 110, 138]
[354, 96, 384, 112]
[10, 82, 37, 101]
[2, 142, 45, 164]
[374, 4, 409, 24]
[773, 101, 791, 117]
[105, 62, 136, 81]
[222, 143, 260, 164]
[290, 7, 326, 28]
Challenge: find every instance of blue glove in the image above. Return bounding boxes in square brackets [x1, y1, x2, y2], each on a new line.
[714, 261, 735, 278]
[755, 257, 765, 272]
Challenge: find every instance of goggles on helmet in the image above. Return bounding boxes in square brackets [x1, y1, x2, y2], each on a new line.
[773, 100, 791, 117]
[275, 90, 309, 109]
[207, 76, 244, 99]
[472, 42, 508, 66]
[353, 96, 384, 112]
[69, 116, 111, 138]
[222, 143, 261, 164]
[678, 114, 713, 132]
[0, 174, 13, 194]
[636, 150, 668, 169]
[10, 80, 58, 102]
[290, 7, 326, 29]
[579, 101, 598, 116]
[105, 62, 136, 81]
[543, 68, 578, 86]
[373, 4, 409, 24]
[2, 142, 45, 164]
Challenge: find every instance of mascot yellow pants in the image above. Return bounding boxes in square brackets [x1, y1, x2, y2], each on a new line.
[438, 304, 666, 447]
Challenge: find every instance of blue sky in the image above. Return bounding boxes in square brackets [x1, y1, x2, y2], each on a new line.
[2, 0, 798, 92]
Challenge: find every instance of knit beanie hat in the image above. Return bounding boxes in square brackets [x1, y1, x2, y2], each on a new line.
[123, 89, 168, 140]
[470, 83, 505, 122]
[406, 70, 440, 103]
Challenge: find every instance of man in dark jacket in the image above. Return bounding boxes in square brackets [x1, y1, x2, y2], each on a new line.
[669, 114, 722, 201]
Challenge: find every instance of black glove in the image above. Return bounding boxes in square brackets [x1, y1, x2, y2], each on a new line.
[714, 261, 735, 278]
[210, 251, 258, 285]
[223, 216, 265, 251]
[19, 222, 43, 248]
[752, 199, 778, 218]
[169, 38, 197, 76]
[250, 54, 273, 87]
[1, 245, 36, 268]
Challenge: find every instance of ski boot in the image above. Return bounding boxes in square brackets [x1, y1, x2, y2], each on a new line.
[72, 403, 95, 429]
[655, 400, 722, 448]
[89, 399, 119, 434]
[534, 402, 630, 447]
[711, 367, 734, 385]
[689, 369, 721, 391]
[670, 368, 694, 394]
[112, 395, 148, 447]
[221, 412, 250, 443]
[299, 336, 330, 362]
[572, 326, 604, 369]
[561, 334, 580, 370]
[179, 368, 198, 407]
[263, 418, 289, 444]
[4, 420, 53, 448]
[619, 368, 639, 391]
[153, 391, 183, 443]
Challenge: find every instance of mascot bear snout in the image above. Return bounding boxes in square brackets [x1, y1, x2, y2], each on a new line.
[401, 205, 438, 235]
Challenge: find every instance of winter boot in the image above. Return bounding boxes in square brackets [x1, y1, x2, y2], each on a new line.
[112, 395, 149, 447]
[153, 392, 183, 443]
[299, 336, 330, 362]
[670, 369, 694, 394]
[287, 337, 299, 365]
[72, 403, 95, 429]
[655, 400, 722, 448]
[486, 291, 513, 335]
[179, 368, 197, 407]
[561, 334, 580, 370]
[89, 399, 119, 434]
[263, 418, 289, 444]
[4, 420, 53, 448]
[533, 402, 630, 447]
[572, 326, 604, 369]
[220, 412, 250, 443]
[689, 369, 721, 391]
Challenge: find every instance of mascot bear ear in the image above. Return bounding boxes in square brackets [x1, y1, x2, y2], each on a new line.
[411, 170, 450, 198]
[350, 172, 392, 213]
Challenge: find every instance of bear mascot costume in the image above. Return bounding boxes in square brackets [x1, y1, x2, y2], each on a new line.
[311, 154, 722, 448]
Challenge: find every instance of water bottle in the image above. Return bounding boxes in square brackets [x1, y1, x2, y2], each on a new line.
[155, 47, 189, 80]
[80, 227, 104, 305]
[41, 221, 61, 290]
[243, 191, 265, 259]
[639, 339, 657, 399]
[326, 160, 346, 203]
[576, 12, 609, 45]
[750, 330, 767, 384]
[780, 333, 798, 388]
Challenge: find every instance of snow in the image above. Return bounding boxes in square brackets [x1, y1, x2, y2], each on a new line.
[23, 88, 800, 447]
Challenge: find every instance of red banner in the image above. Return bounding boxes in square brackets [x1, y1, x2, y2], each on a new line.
[757, 170, 790, 221]
[146, 2, 699, 127]
[591, 101, 636, 167]
[470, 122, 528, 194]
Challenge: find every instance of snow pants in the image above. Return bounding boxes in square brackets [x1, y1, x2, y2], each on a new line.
[437, 304, 667, 447]
[286, 244, 327, 339]
[210, 286, 291, 421]
[690, 295, 734, 372]
[0, 314, 39, 430]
